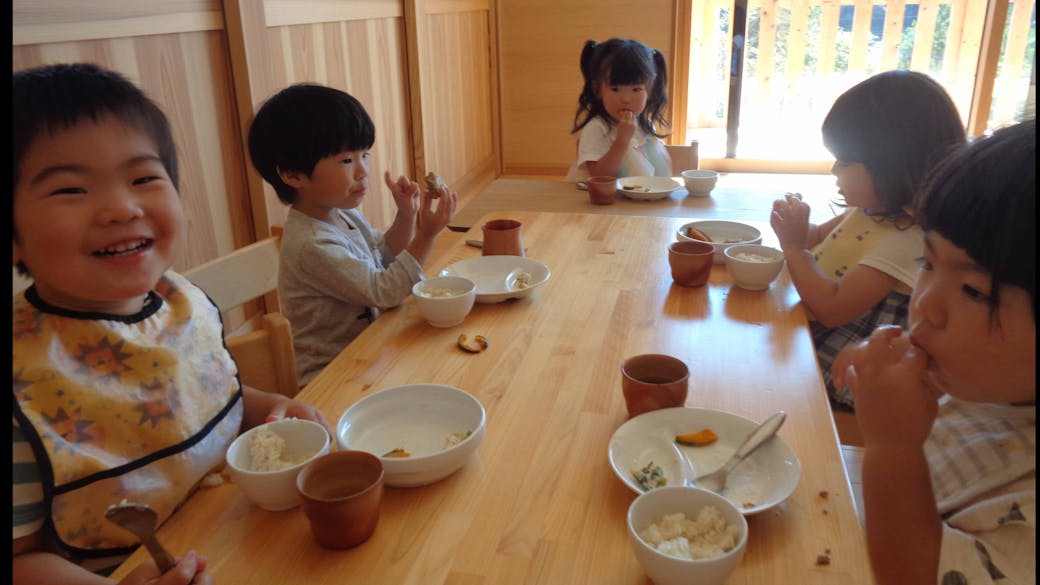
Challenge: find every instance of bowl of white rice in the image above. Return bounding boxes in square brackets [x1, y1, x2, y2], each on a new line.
[627, 486, 748, 585]
[723, 244, 785, 291]
[225, 418, 331, 511]
[412, 276, 477, 328]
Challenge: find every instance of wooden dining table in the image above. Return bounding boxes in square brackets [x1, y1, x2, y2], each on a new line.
[449, 173, 842, 231]
[113, 210, 870, 584]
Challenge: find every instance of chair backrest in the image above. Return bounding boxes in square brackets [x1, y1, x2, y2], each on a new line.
[184, 236, 300, 397]
[666, 140, 700, 175]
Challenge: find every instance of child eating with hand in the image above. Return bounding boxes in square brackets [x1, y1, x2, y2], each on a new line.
[13, 62, 329, 585]
[247, 83, 457, 387]
[833, 119, 1035, 584]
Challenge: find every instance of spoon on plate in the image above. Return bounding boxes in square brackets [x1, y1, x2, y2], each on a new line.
[677, 411, 787, 494]
[105, 501, 176, 572]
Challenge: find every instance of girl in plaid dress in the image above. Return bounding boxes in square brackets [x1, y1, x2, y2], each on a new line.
[771, 71, 966, 410]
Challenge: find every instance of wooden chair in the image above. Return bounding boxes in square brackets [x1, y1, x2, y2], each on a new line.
[666, 140, 700, 175]
[185, 236, 300, 398]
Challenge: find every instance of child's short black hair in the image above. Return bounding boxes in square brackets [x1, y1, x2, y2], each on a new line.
[248, 84, 376, 205]
[13, 63, 179, 276]
[13, 62, 180, 193]
[914, 118, 1035, 319]
[822, 70, 966, 222]
[572, 38, 669, 139]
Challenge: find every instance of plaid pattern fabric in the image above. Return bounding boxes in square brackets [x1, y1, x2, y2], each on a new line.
[810, 289, 911, 409]
[925, 396, 1036, 513]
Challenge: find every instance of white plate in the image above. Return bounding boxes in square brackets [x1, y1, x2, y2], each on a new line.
[608, 407, 801, 515]
[440, 256, 551, 303]
[617, 176, 681, 201]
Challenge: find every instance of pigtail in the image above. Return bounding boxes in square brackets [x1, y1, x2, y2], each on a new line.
[641, 48, 670, 138]
[572, 40, 603, 133]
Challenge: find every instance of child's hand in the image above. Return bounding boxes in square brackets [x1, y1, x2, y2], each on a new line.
[118, 550, 211, 585]
[384, 171, 420, 218]
[266, 396, 332, 436]
[616, 109, 637, 143]
[770, 192, 812, 251]
[417, 185, 457, 237]
[838, 327, 941, 448]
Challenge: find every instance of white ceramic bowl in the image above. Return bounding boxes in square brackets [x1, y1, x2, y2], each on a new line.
[681, 170, 719, 197]
[225, 418, 331, 511]
[337, 384, 486, 487]
[628, 486, 748, 585]
[676, 220, 763, 263]
[412, 276, 476, 327]
[724, 244, 785, 291]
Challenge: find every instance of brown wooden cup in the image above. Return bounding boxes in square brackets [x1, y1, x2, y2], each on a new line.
[621, 354, 690, 418]
[296, 451, 384, 549]
[668, 241, 715, 287]
[586, 175, 617, 205]
[481, 219, 524, 256]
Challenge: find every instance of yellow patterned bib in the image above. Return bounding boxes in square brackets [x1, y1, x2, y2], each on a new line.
[812, 208, 902, 279]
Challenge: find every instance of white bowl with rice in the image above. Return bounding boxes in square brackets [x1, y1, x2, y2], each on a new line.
[723, 244, 785, 291]
[628, 486, 748, 585]
[412, 276, 477, 327]
[225, 418, 331, 511]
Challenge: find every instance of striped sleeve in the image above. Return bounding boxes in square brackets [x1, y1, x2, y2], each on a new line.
[12, 418, 45, 539]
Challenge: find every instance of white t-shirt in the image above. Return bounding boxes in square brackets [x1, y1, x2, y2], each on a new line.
[566, 116, 671, 181]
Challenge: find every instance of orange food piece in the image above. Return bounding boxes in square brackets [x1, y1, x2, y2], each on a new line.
[382, 448, 411, 458]
[685, 227, 713, 242]
[675, 428, 718, 446]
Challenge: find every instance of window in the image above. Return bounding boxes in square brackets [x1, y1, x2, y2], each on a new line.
[680, 0, 1036, 167]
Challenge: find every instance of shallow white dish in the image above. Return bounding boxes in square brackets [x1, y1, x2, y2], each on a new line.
[618, 176, 681, 201]
[440, 256, 550, 303]
[337, 384, 486, 487]
[675, 220, 763, 263]
[608, 407, 801, 515]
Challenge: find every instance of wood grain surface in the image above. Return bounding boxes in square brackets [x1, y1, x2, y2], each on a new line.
[112, 211, 869, 585]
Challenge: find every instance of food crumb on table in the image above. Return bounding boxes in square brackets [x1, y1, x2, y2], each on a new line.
[818, 490, 829, 499]
[816, 553, 831, 566]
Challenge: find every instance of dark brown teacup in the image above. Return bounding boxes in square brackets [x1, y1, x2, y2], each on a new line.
[296, 451, 384, 549]
[668, 241, 715, 287]
[587, 175, 618, 205]
[621, 354, 690, 418]
[481, 219, 524, 256]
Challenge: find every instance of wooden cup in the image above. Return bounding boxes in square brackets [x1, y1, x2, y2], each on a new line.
[481, 219, 524, 256]
[586, 175, 617, 205]
[668, 241, 715, 287]
[296, 451, 384, 549]
[621, 354, 690, 418]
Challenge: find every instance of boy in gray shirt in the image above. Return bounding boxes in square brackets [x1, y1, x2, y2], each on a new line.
[248, 84, 456, 386]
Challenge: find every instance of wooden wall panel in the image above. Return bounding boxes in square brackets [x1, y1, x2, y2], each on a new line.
[497, 0, 677, 175]
[423, 10, 496, 192]
[12, 31, 253, 273]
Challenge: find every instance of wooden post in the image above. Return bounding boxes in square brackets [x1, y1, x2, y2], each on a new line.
[726, 0, 749, 158]
[968, 0, 1011, 136]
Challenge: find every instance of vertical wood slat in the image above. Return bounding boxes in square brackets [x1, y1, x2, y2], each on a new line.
[910, 0, 940, 72]
[849, 0, 875, 72]
[786, 0, 809, 93]
[879, 0, 907, 70]
[817, 0, 841, 75]
[404, 0, 429, 181]
[968, 0, 1011, 135]
[941, 0, 967, 85]
[1003, 0, 1036, 79]
[957, 0, 990, 125]
[670, 0, 692, 143]
[756, 0, 779, 96]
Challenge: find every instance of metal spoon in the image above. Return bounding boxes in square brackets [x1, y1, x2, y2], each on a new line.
[105, 501, 176, 572]
[686, 411, 787, 494]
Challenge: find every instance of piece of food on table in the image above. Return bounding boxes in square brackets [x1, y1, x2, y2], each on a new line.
[383, 448, 411, 458]
[675, 428, 718, 446]
[632, 460, 667, 490]
[457, 334, 489, 353]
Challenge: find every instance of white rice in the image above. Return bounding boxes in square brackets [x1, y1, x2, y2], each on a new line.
[248, 427, 307, 472]
[731, 252, 775, 263]
[418, 286, 467, 298]
[638, 507, 741, 560]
